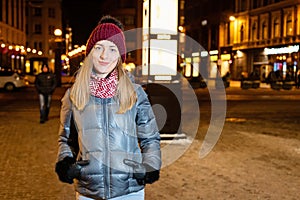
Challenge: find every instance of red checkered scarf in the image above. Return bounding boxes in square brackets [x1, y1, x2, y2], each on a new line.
[90, 69, 118, 98]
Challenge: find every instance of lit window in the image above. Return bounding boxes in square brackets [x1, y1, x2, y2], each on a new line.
[286, 15, 293, 36]
[240, 25, 244, 42]
[274, 18, 280, 38]
[262, 21, 268, 40]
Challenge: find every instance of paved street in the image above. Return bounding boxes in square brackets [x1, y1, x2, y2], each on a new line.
[0, 87, 75, 200]
[0, 85, 300, 199]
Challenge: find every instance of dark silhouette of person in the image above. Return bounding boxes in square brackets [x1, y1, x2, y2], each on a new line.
[35, 64, 57, 123]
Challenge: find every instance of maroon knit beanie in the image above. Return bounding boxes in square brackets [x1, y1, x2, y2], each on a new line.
[86, 21, 126, 63]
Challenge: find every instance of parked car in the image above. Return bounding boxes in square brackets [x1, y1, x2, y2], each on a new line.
[0, 69, 28, 91]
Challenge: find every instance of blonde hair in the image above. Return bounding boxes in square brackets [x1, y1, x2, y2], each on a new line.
[70, 49, 137, 114]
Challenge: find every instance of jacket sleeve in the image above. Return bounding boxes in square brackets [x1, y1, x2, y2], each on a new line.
[50, 74, 57, 93]
[135, 85, 162, 170]
[34, 75, 42, 93]
[56, 89, 74, 162]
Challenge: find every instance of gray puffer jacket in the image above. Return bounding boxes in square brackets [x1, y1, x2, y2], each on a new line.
[57, 84, 161, 199]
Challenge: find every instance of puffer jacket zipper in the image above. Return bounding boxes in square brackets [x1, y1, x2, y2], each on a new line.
[103, 98, 111, 199]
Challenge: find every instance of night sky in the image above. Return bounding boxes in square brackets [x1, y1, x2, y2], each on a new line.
[61, 0, 106, 46]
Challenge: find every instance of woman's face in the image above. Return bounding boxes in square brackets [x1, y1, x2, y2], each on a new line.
[92, 40, 120, 77]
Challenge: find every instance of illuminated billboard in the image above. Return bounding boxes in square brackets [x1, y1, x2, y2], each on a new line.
[142, 0, 178, 79]
[149, 39, 177, 76]
[150, 0, 178, 34]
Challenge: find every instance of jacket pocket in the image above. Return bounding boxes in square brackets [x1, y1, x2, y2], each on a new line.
[111, 109, 135, 136]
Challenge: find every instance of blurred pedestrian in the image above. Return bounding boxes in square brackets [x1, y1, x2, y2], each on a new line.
[249, 70, 260, 81]
[35, 63, 57, 123]
[284, 70, 292, 82]
[266, 70, 277, 84]
[55, 15, 161, 200]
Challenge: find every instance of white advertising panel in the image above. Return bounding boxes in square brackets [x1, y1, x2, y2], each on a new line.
[149, 39, 177, 76]
[150, 0, 178, 34]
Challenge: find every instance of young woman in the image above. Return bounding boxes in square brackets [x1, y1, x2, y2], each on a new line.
[55, 16, 161, 200]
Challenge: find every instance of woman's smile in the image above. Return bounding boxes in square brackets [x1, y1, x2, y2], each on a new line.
[98, 61, 110, 66]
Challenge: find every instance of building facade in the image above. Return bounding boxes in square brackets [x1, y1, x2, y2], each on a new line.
[219, 0, 300, 81]
[0, 0, 27, 71]
[184, 0, 235, 81]
[26, 0, 62, 75]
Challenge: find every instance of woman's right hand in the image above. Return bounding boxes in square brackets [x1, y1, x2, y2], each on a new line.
[67, 160, 90, 181]
[55, 156, 76, 184]
[55, 157, 89, 184]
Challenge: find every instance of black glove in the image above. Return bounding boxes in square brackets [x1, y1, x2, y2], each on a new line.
[123, 159, 160, 185]
[144, 163, 160, 184]
[55, 157, 89, 184]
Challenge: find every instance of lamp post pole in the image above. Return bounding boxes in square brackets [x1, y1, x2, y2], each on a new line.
[54, 41, 62, 87]
[54, 28, 63, 87]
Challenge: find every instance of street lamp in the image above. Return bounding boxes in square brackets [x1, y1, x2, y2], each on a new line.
[229, 15, 236, 22]
[54, 28, 63, 87]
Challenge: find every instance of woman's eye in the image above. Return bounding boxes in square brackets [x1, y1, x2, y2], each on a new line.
[111, 49, 117, 52]
[94, 46, 102, 50]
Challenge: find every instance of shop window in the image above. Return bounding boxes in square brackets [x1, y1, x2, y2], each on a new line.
[286, 14, 293, 36]
[273, 17, 280, 38]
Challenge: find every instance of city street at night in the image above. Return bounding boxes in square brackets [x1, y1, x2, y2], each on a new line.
[2, 0, 300, 199]
[0, 85, 299, 199]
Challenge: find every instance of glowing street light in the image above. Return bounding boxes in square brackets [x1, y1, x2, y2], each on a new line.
[229, 16, 236, 21]
[54, 28, 63, 86]
[54, 28, 62, 37]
